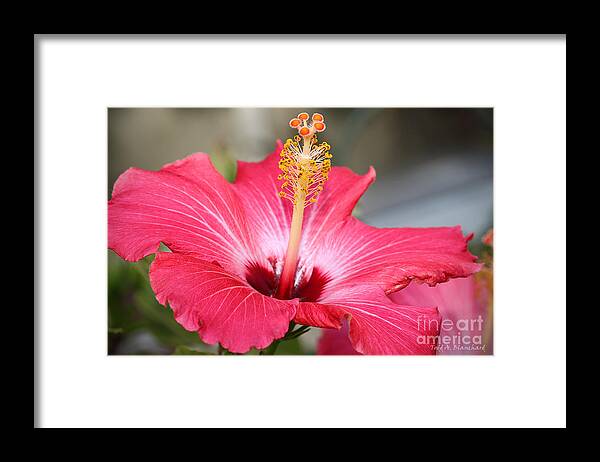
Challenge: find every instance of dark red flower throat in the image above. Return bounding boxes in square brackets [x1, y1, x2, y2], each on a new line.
[245, 260, 330, 302]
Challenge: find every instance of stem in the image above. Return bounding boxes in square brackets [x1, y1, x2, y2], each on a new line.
[259, 341, 280, 355]
[284, 325, 311, 340]
[259, 322, 311, 355]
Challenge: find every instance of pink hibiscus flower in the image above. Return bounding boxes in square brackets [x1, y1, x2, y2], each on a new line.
[108, 112, 480, 354]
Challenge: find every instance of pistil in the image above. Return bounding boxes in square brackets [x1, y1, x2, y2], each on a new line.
[275, 113, 332, 299]
[276, 198, 305, 299]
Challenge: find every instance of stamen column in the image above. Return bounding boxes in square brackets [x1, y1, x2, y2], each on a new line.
[276, 187, 306, 299]
[275, 112, 330, 299]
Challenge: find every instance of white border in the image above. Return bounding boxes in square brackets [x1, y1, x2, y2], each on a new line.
[36, 36, 566, 428]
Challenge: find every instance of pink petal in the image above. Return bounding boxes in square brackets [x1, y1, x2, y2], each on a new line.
[311, 221, 481, 294]
[317, 321, 360, 355]
[149, 252, 297, 353]
[109, 153, 260, 273]
[294, 301, 346, 329]
[391, 277, 490, 355]
[298, 285, 440, 355]
[299, 165, 376, 259]
[231, 141, 292, 261]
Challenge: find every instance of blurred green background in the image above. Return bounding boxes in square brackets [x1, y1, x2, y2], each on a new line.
[108, 108, 493, 355]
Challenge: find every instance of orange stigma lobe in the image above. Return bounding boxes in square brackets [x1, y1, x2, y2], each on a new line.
[313, 122, 326, 132]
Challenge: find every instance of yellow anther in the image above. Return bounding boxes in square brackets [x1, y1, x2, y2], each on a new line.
[277, 112, 333, 208]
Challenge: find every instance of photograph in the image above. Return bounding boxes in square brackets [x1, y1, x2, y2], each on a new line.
[107, 108, 493, 355]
